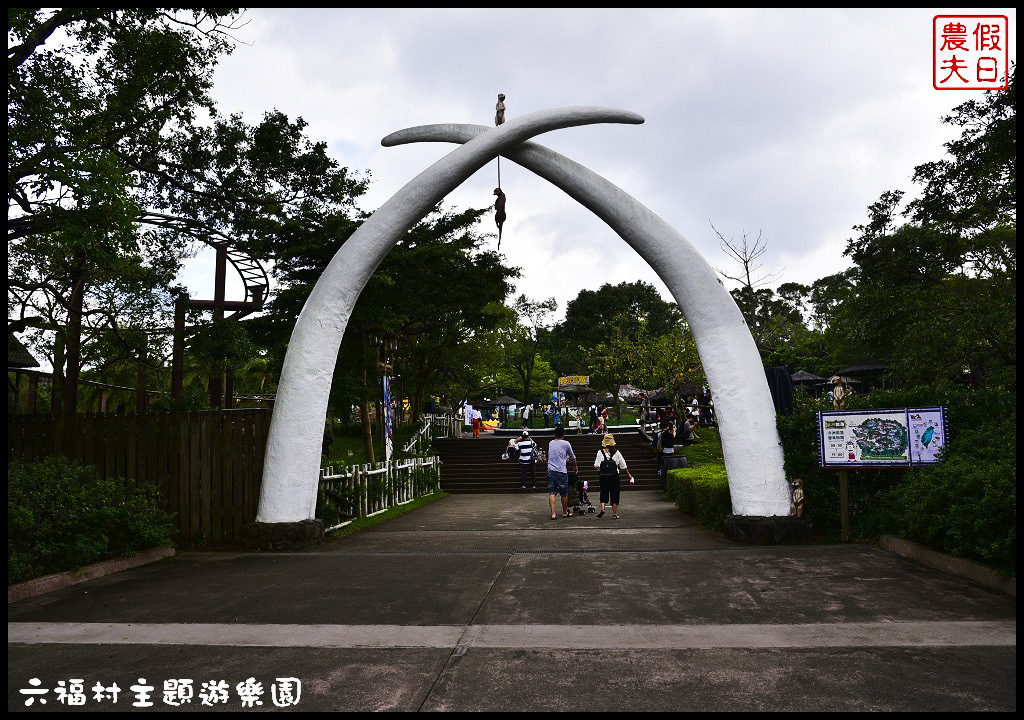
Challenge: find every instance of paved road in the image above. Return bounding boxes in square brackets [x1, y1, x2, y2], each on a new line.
[8, 491, 1016, 711]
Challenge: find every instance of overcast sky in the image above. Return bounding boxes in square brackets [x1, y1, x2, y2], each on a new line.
[181, 7, 1016, 321]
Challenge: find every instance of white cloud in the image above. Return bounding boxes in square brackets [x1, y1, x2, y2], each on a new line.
[175, 7, 1016, 320]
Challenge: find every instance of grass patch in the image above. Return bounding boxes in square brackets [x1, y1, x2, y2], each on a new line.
[664, 427, 732, 532]
[324, 490, 448, 539]
[323, 422, 423, 466]
[678, 426, 725, 464]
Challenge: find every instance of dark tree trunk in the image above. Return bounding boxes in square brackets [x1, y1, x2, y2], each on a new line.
[136, 345, 147, 413]
[63, 275, 85, 414]
[51, 333, 65, 413]
[360, 399, 374, 463]
[411, 381, 426, 423]
[360, 337, 374, 462]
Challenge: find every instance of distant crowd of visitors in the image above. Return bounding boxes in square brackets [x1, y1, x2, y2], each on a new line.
[506, 426, 635, 520]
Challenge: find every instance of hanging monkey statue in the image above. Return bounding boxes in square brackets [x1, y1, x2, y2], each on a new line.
[493, 93, 507, 249]
[493, 187, 506, 250]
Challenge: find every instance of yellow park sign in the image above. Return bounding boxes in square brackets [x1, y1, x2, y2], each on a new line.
[558, 375, 590, 387]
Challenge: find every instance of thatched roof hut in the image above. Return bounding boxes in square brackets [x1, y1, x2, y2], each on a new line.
[8, 334, 39, 369]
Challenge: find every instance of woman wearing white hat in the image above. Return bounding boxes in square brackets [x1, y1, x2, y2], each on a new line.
[593, 433, 633, 519]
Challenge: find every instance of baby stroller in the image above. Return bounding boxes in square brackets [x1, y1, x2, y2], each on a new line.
[567, 471, 596, 516]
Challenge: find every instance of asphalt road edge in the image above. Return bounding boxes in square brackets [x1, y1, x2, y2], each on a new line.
[8, 547, 176, 604]
[878, 535, 1015, 597]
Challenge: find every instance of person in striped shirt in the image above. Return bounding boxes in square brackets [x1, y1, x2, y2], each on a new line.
[517, 431, 537, 489]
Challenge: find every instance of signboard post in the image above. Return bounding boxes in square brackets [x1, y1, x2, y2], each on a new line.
[838, 469, 850, 541]
[817, 407, 947, 541]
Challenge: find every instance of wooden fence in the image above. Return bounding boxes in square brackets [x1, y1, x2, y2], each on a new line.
[7, 410, 270, 545]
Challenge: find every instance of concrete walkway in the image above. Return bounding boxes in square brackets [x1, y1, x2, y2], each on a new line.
[8, 491, 1016, 711]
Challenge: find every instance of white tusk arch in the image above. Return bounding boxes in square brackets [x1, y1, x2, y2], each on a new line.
[383, 124, 790, 517]
[258, 107, 644, 523]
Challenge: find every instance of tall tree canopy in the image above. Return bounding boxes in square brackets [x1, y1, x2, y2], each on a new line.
[831, 68, 1015, 384]
[549, 281, 681, 373]
[8, 8, 366, 409]
[247, 205, 519, 436]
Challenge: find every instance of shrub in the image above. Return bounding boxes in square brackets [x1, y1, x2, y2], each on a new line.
[665, 428, 732, 532]
[8, 455, 175, 584]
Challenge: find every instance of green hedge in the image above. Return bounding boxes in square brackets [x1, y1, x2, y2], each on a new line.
[662, 387, 1015, 576]
[664, 428, 732, 532]
[8, 455, 176, 585]
[777, 383, 1016, 575]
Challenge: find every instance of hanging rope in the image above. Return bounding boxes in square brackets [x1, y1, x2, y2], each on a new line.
[494, 93, 506, 251]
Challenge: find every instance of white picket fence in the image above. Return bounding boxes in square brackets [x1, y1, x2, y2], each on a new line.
[403, 413, 461, 454]
[318, 456, 442, 532]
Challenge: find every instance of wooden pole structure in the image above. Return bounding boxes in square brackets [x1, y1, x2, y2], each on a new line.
[136, 344, 148, 414]
[27, 374, 38, 413]
[171, 297, 186, 401]
[209, 242, 227, 408]
[224, 368, 234, 410]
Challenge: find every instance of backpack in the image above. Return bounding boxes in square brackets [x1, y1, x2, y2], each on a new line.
[599, 448, 619, 480]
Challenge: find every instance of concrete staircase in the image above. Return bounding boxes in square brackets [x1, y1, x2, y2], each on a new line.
[431, 429, 665, 493]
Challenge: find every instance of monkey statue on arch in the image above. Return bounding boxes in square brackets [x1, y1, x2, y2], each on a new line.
[495, 93, 506, 126]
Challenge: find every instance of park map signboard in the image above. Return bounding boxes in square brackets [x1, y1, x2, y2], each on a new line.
[817, 407, 947, 468]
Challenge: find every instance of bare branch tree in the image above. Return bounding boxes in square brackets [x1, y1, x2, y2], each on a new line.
[711, 221, 786, 338]
[711, 221, 784, 290]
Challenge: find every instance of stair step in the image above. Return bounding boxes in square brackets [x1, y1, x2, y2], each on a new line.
[430, 431, 674, 493]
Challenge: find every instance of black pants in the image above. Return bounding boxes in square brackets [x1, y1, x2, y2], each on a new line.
[520, 462, 535, 487]
[599, 475, 621, 505]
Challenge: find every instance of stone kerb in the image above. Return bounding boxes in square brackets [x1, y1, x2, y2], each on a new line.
[243, 519, 324, 552]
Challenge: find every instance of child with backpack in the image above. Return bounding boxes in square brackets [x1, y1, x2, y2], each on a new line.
[593, 433, 634, 519]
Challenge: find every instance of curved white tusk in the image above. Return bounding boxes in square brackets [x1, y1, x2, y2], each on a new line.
[383, 124, 790, 516]
[259, 108, 647, 523]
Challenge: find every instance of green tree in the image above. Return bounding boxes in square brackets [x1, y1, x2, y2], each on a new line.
[501, 295, 557, 406]
[8, 9, 367, 410]
[908, 64, 1015, 235]
[549, 280, 682, 400]
[248, 206, 518, 456]
[830, 70, 1015, 385]
[594, 316, 704, 411]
